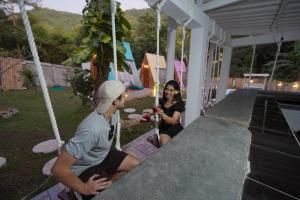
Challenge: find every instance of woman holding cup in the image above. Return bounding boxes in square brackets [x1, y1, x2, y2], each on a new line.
[154, 80, 185, 145]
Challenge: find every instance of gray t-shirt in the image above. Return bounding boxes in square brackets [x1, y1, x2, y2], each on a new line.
[65, 111, 117, 175]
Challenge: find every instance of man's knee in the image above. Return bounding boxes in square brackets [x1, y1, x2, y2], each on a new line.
[128, 155, 141, 169]
[118, 154, 141, 172]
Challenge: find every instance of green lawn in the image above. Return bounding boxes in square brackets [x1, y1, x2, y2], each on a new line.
[0, 89, 154, 199]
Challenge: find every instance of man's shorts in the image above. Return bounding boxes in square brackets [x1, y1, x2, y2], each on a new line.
[78, 149, 128, 200]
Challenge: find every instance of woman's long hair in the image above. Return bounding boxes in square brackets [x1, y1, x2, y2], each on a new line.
[161, 80, 183, 104]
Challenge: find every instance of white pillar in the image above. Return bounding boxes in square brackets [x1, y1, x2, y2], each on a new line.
[166, 17, 177, 82]
[185, 27, 209, 126]
[216, 45, 233, 102]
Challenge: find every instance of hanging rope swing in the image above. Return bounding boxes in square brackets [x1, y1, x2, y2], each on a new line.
[154, 1, 164, 143]
[18, 0, 64, 153]
[247, 43, 257, 88]
[180, 25, 186, 92]
[179, 17, 192, 93]
[268, 42, 282, 90]
[207, 29, 223, 107]
[145, 0, 168, 145]
[110, 0, 122, 150]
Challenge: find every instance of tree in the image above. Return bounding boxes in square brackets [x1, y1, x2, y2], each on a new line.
[0, 9, 29, 57]
[65, 0, 131, 105]
[230, 42, 299, 80]
[131, 11, 167, 68]
[262, 42, 300, 83]
[230, 46, 253, 77]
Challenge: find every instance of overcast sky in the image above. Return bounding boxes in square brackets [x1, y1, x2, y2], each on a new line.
[39, 0, 149, 14]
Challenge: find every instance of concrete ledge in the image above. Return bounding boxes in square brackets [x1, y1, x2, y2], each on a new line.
[97, 117, 251, 200]
[206, 89, 258, 127]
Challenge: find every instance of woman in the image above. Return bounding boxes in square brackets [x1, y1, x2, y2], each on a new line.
[156, 80, 185, 145]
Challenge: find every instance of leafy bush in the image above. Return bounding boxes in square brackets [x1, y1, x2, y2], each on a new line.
[68, 68, 94, 105]
[21, 68, 37, 90]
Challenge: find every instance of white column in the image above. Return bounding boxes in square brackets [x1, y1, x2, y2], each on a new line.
[216, 45, 233, 102]
[185, 27, 209, 126]
[166, 17, 177, 82]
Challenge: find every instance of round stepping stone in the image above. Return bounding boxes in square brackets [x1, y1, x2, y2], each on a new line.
[33, 139, 59, 154]
[10, 108, 19, 114]
[0, 157, 7, 168]
[124, 108, 136, 113]
[2, 112, 12, 119]
[142, 109, 153, 115]
[42, 157, 57, 176]
[128, 114, 143, 120]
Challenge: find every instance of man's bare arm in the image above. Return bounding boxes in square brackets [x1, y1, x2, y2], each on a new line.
[51, 148, 112, 195]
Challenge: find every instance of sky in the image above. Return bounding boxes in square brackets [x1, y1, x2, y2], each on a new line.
[39, 0, 149, 14]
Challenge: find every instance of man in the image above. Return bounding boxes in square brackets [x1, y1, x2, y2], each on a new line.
[51, 80, 141, 200]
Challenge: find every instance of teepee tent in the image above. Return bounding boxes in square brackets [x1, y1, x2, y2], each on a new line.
[140, 53, 167, 88]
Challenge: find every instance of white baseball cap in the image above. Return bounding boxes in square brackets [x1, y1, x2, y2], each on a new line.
[95, 80, 125, 113]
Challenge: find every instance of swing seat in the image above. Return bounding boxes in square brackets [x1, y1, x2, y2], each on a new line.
[58, 188, 79, 200]
[146, 134, 160, 148]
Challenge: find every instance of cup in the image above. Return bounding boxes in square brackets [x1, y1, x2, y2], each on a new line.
[152, 106, 160, 113]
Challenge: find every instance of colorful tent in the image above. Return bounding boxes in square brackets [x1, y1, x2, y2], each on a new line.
[108, 42, 142, 87]
[174, 60, 187, 89]
[139, 53, 167, 88]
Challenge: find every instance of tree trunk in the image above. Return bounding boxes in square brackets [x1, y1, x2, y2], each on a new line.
[92, 48, 110, 107]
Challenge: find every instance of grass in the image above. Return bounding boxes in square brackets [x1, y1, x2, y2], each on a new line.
[0, 89, 155, 199]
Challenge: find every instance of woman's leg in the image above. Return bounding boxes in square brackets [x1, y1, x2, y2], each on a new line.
[159, 133, 171, 145]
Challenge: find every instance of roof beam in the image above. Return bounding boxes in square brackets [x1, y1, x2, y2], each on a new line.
[202, 0, 243, 12]
[213, 12, 277, 20]
[144, 0, 227, 43]
[208, 0, 281, 13]
[231, 29, 300, 47]
[271, 0, 289, 30]
[216, 15, 275, 22]
[228, 29, 272, 35]
[209, 5, 279, 17]
[219, 19, 273, 25]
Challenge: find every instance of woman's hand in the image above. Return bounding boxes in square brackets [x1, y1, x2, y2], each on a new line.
[83, 175, 112, 195]
[156, 108, 165, 119]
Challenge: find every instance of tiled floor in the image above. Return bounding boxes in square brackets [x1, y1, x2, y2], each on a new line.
[122, 128, 158, 161]
[31, 129, 158, 200]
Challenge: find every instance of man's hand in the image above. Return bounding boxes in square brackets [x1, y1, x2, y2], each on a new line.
[83, 175, 112, 195]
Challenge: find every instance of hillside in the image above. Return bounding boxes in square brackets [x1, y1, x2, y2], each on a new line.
[27, 7, 151, 36]
[124, 8, 152, 29]
[28, 7, 82, 35]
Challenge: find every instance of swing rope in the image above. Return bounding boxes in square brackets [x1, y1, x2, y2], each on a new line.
[153, 0, 168, 141]
[155, 5, 162, 140]
[268, 42, 282, 90]
[179, 17, 192, 93]
[18, 0, 64, 153]
[180, 26, 185, 92]
[208, 45, 218, 106]
[203, 21, 215, 109]
[247, 44, 256, 88]
[204, 45, 215, 108]
[110, 0, 122, 150]
[208, 29, 223, 107]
